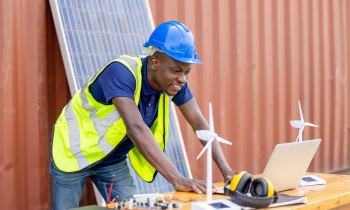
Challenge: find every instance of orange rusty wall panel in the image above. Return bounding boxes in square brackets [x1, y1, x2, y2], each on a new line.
[0, 0, 47, 209]
[0, 1, 48, 209]
[149, 0, 350, 183]
[0, 0, 73, 209]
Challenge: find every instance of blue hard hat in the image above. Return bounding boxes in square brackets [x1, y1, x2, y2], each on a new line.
[144, 21, 202, 64]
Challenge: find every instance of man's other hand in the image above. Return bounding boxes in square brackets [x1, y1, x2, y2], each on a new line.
[174, 178, 218, 194]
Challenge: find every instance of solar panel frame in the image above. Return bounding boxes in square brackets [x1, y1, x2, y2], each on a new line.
[50, 0, 78, 94]
[49, 0, 193, 201]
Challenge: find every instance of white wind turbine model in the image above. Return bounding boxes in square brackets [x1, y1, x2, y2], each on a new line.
[192, 103, 247, 210]
[290, 100, 318, 142]
[196, 103, 232, 201]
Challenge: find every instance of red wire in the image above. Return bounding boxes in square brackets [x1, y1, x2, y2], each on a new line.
[108, 183, 113, 203]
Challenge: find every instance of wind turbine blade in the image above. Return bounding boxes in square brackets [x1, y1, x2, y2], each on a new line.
[304, 122, 319, 127]
[216, 137, 232, 145]
[196, 130, 213, 141]
[295, 126, 304, 142]
[197, 138, 214, 159]
[209, 102, 214, 132]
[290, 120, 303, 128]
[298, 100, 304, 122]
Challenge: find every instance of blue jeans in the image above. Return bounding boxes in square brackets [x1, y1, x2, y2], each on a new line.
[49, 159, 136, 210]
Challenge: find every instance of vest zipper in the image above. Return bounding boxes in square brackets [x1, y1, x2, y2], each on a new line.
[163, 95, 166, 146]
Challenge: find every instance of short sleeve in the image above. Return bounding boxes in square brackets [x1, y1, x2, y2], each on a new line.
[97, 62, 136, 104]
[172, 82, 193, 106]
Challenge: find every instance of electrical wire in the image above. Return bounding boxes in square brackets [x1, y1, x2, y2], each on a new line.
[108, 174, 115, 203]
[103, 182, 108, 202]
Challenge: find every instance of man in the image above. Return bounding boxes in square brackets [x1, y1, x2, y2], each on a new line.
[50, 21, 243, 210]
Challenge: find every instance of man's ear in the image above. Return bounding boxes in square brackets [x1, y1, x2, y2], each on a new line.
[149, 56, 160, 71]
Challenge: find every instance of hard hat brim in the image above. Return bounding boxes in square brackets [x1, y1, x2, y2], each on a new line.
[171, 56, 203, 64]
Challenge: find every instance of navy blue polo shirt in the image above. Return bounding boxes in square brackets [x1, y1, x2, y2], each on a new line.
[88, 56, 193, 167]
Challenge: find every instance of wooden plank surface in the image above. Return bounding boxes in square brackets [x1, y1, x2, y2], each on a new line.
[162, 173, 350, 210]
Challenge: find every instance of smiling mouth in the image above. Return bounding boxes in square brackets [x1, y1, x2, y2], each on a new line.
[172, 84, 182, 91]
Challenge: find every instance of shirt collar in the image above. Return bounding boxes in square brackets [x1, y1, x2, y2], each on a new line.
[141, 56, 166, 95]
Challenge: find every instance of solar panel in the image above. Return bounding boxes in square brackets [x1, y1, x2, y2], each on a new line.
[49, 0, 192, 199]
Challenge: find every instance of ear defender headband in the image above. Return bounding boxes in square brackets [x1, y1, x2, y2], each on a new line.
[224, 171, 278, 208]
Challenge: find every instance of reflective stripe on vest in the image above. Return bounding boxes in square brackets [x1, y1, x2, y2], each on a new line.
[65, 100, 90, 169]
[52, 55, 170, 183]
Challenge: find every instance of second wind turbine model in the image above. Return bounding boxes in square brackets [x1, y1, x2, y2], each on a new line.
[290, 100, 318, 142]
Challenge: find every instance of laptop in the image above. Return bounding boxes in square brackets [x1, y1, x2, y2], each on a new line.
[216, 139, 321, 194]
[262, 139, 321, 192]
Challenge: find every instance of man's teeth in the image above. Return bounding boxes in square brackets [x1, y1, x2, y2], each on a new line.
[173, 85, 180, 88]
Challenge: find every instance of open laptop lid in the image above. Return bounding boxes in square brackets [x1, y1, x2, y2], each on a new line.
[262, 139, 321, 192]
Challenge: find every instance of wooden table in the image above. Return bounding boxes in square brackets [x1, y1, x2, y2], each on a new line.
[162, 173, 350, 210]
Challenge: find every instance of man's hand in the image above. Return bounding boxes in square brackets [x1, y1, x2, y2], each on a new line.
[174, 177, 218, 194]
[224, 170, 256, 183]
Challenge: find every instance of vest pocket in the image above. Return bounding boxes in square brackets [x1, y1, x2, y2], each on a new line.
[105, 119, 127, 147]
[79, 117, 99, 152]
[58, 118, 99, 157]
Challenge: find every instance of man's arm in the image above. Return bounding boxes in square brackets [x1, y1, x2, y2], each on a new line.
[112, 96, 217, 194]
[178, 98, 244, 182]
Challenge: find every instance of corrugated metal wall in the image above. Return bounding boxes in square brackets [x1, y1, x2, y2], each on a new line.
[1, 0, 49, 209]
[1, 0, 350, 209]
[149, 0, 350, 182]
[0, 0, 72, 209]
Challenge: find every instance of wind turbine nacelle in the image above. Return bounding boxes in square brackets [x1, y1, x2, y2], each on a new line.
[290, 120, 303, 129]
[196, 130, 217, 141]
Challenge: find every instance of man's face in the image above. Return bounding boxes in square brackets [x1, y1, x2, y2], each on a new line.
[151, 55, 191, 96]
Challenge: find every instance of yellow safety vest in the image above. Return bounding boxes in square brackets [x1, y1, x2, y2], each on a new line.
[52, 55, 170, 183]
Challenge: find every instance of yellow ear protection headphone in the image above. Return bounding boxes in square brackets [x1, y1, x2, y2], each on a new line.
[230, 171, 275, 197]
[224, 171, 278, 208]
